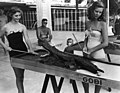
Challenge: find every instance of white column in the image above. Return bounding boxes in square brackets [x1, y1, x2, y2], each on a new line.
[36, 0, 43, 27]
[36, 0, 52, 29]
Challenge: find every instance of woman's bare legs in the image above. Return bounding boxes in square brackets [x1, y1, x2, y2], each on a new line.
[13, 67, 25, 93]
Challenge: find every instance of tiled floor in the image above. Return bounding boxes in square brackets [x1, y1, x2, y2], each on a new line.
[0, 30, 120, 93]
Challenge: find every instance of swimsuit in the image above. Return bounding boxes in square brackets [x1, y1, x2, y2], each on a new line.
[5, 23, 27, 57]
[86, 29, 105, 58]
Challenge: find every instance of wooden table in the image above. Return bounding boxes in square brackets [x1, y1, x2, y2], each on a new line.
[11, 49, 120, 93]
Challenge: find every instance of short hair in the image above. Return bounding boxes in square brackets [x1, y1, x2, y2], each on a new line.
[87, 1, 106, 21]
[7, 6, 23, 20]
[42, 18, 48, 22]
[67, 38, 73, 45]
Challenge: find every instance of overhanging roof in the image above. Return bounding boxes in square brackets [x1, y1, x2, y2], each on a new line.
[0, 2, 32, 10]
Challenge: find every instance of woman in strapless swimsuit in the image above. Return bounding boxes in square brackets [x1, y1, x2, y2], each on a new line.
[0, 7, 36, 93]
[84, 28, 106, 59]
[64, 1, 108, 93]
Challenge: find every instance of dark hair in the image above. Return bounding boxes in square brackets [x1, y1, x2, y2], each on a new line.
[42, 18, 48, 22]
[87, 1, 105, 21]
[7, 6, 23, 20]
[67, 38, 73, 45]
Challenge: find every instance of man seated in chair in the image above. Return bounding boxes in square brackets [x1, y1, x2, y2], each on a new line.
[36, 18, 52, 46]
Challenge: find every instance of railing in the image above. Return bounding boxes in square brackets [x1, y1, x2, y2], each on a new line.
[20, 10, 36, 30]
[20, 6, 87, 32]
[51, 6, 87, 31]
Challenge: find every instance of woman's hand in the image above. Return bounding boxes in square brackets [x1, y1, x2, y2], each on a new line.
[83, 47, 91, 58]
[5, 46, 12, 51]
[46, 38, 49, 42]
[87, 48, 95, 57]
[83, 47, 88, 53]
[83, 48, 94, 58]
[28, 49, 39, 55]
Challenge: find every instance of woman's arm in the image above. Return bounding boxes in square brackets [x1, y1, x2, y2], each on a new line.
[22, 25, 34, 52]
[0, 27, 12, 51]
[88, 22, 108, 54]
[83, 21, 90, 52]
